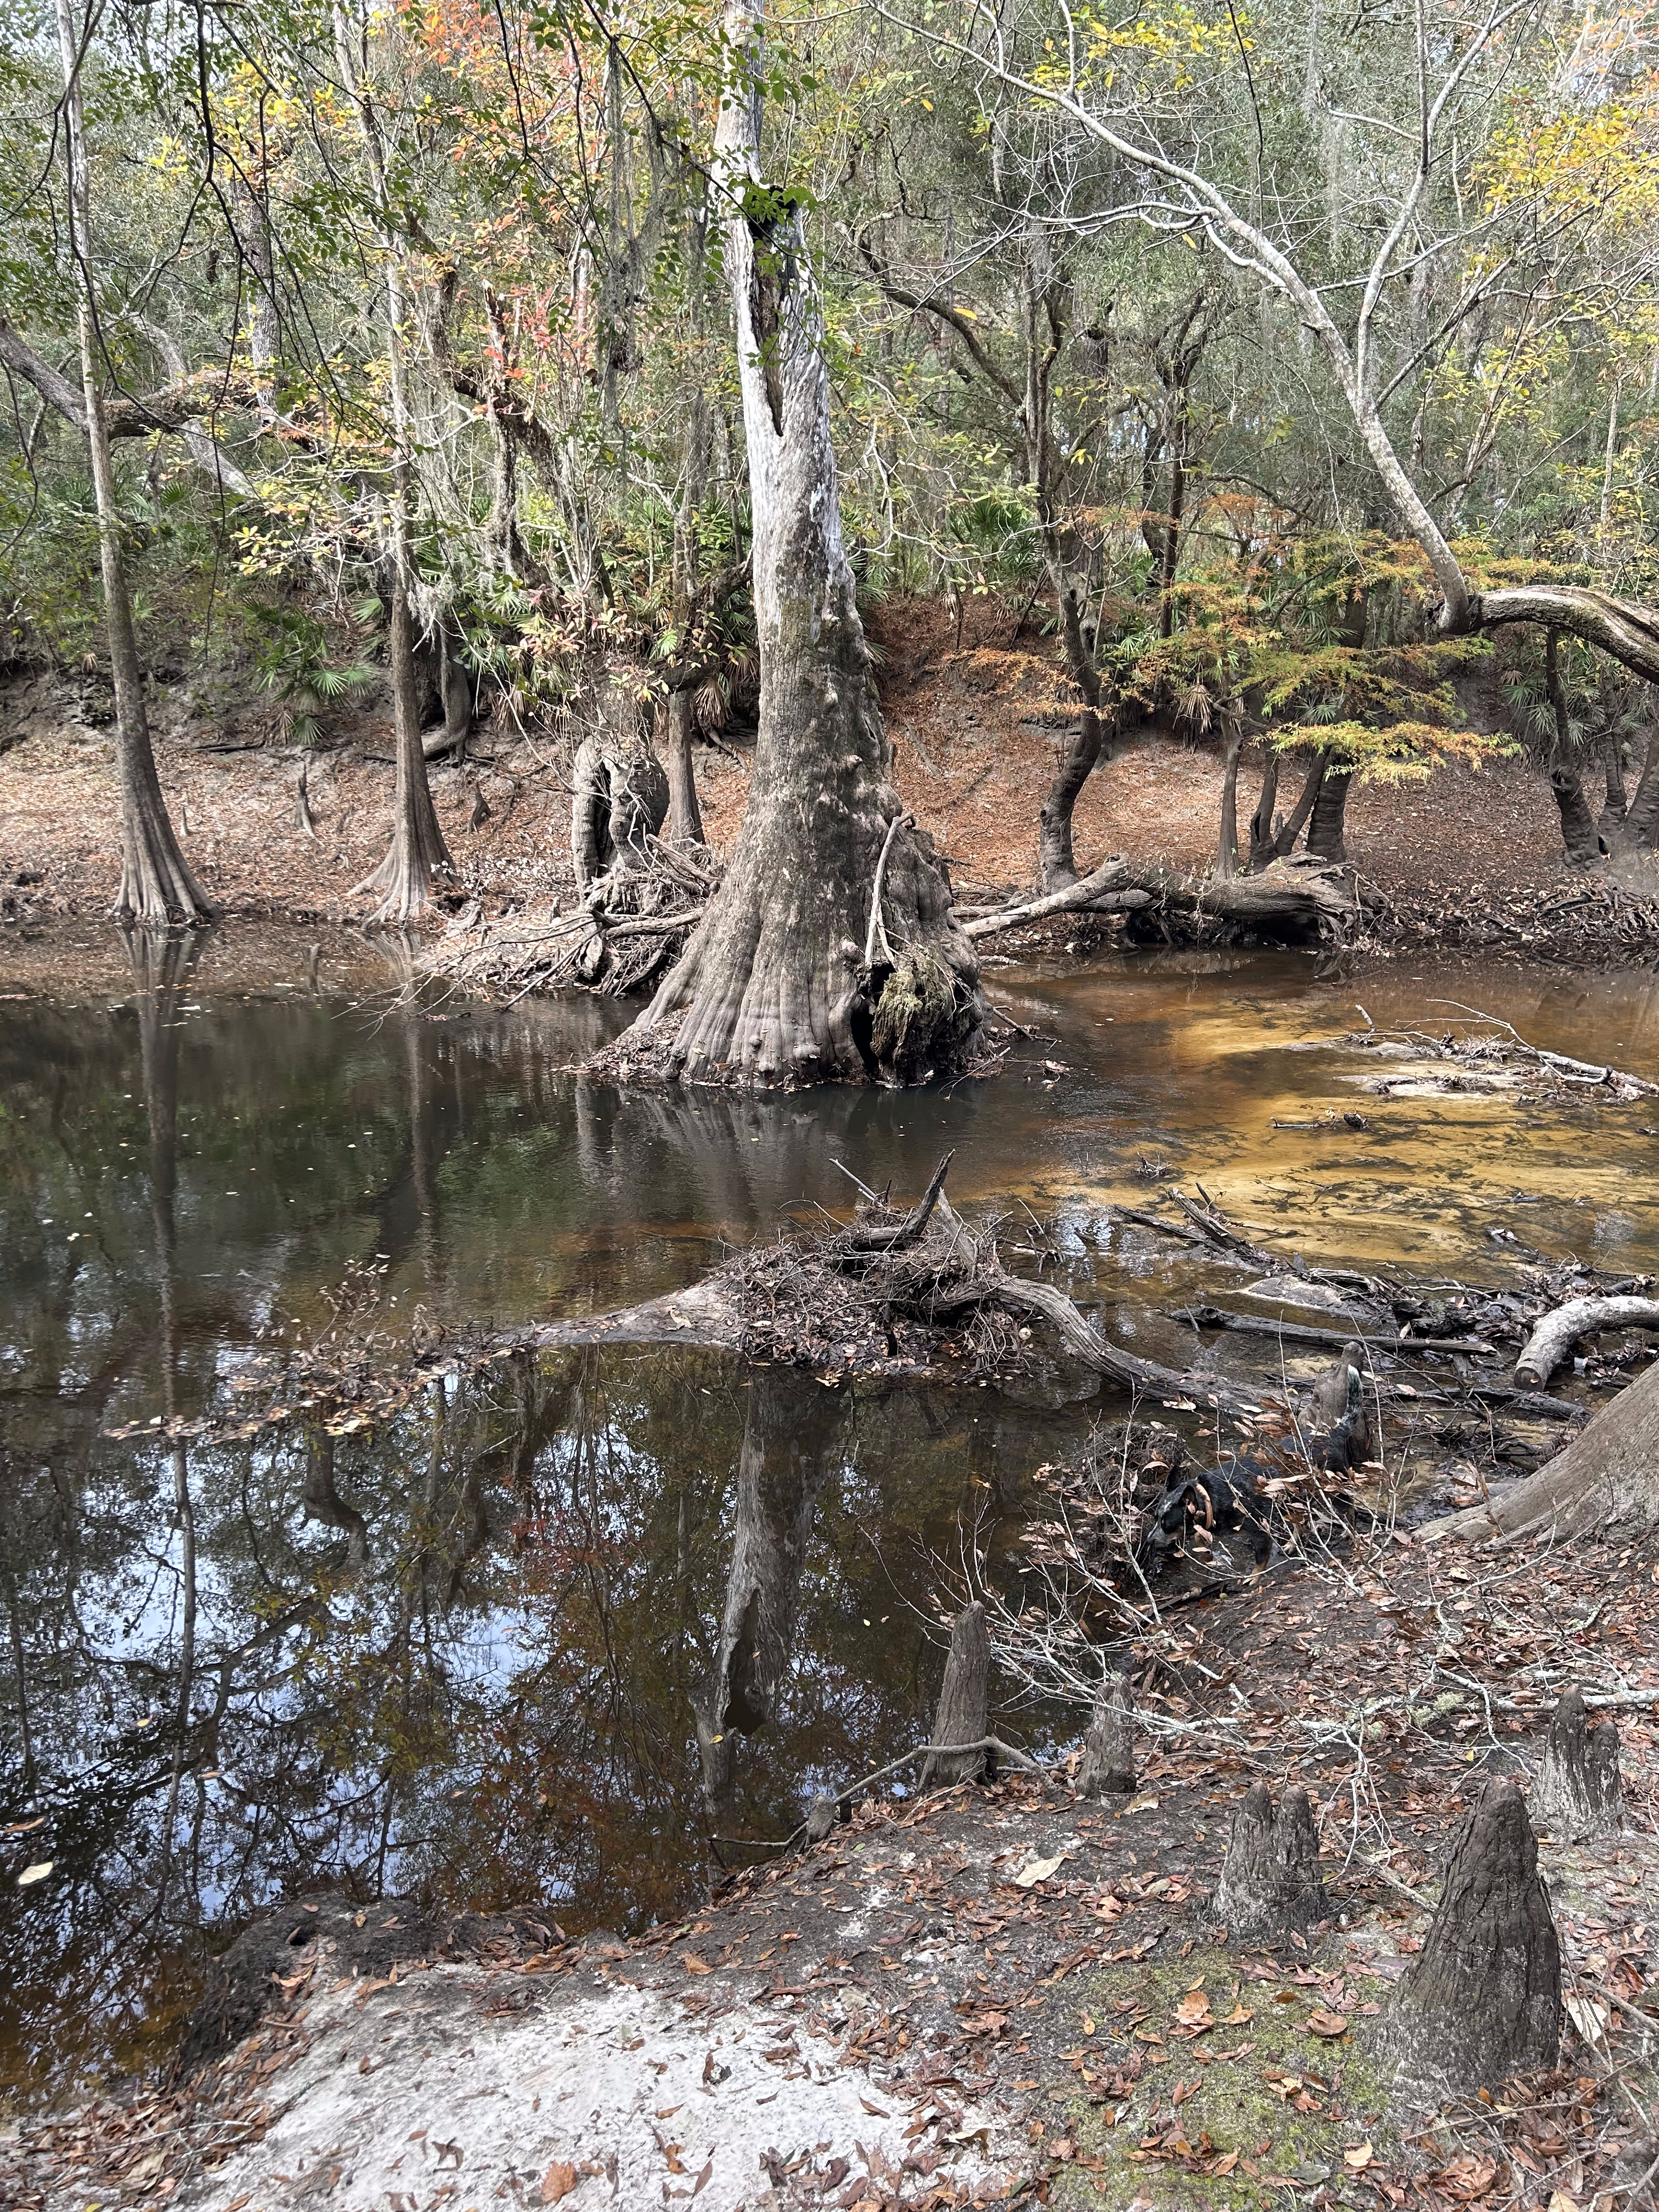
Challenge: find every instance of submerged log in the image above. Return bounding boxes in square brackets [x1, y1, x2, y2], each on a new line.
[1209, 1783, 1328, 1934]
[1374, 1779, 1561, 2092]
[1077, 1670, 1135, 1797]
[922, 1602, 990, 1789]
[1532, 1686, 1623, 1842]
[1514, 1295, 1659, 1388]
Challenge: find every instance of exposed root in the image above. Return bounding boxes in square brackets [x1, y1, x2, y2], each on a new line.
[426, 834, 718, 1001]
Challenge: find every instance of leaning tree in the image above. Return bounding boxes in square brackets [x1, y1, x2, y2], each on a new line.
[616, 0, 984, 1086]
[947, 0, 1659, 719]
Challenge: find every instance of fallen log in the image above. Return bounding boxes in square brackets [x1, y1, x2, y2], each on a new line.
[962, 856, 1367, 943]
[1171, 1304, 1494, 1358]
[961, 856, 1137, 939]
[1514, 1294, 1659, 1387]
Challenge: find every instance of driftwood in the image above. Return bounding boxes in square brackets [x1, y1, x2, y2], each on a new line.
[963, 856, 1366, 943]
[1374, 1779, 1561, 2094]
[1209, 1784, 1328, 1934]
[1175, 1305, 1489, 1358]
[1514, 1295, 1659, 1387]
[1532, 1687, 1623, 1842]
[1077, 1670, 1135, 1797]
[923, 1602, 991, 1788]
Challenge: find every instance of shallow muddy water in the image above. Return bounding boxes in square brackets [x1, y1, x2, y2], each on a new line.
[1, 922, 1655, 2108]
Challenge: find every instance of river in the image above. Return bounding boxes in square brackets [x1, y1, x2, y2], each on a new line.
[1, 922, 1654, 2108]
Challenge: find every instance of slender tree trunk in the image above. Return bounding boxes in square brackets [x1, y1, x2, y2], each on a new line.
[1245, 749, 1279, 872]
[1037, 590, 1110, 888]
[664, 376, 712, 847]
[1545, 629, 1601, 866]
[663, 686, 706, 845]
[54, 0, 212, 928]
[1304, 768, 1353, 862]
[1601, 737, 1628, 837]
[1609, 730, 1659, 853]
[229, 168, 281, 421]
[336, 5, 451, 923]
[623, 0, 980, 1086]
[1216, 717, 1245, 878]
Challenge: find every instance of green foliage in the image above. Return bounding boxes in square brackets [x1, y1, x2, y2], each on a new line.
[249, 604, 379, 747]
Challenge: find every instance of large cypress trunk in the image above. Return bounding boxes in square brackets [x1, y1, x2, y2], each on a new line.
[622, 0, 981, 1086]
[55, 0, 212, 929]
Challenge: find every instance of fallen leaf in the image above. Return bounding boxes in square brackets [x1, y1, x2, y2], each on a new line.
[1306, 2008, 1350, 2038]
[1012, 1853, 1066, 1888]
[1212, 2151, 1239, 2175]
[692, 2158, 714, 2197]
[18, 1862, 52, 1886]
[1545, 2193, 1581, 2212]
[1175, 1990, 1212, 2027]
[1222, 2002, 1254, 2024]
[1564, 1994, 1607, 2046]
[682, 1953, 713, 1975]
[1345, 2143, 1375, 2171]
[860, 2097, 890, 2117]
[540, 2162, 578, 2203]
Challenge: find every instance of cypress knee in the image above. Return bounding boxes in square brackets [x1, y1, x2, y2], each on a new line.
[1079, 1669, 1135, 1797]
[1375, 1779, 1561, 2092]
[1532, 1688, 1623, 1843]
[1210, 1783, 1328, 1934]
[922, 1601, 990, 1788]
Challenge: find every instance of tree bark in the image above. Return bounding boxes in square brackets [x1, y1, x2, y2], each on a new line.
[53, 0, 213, 928]
[1426, 1348, 1659, 1543]
[1216, 718, 1244, 878]
[1532, 1686, 1622, 1842]
[1545, 629, 1601, 866]
[1210, 1783, 1328, 1933]
[663, 685, 706, 847]
[336, 3, 452, 924]
[1249, 750, 1327, 871]
[620, 0, 980, 1086]
[1374, 1779, 1560, 2094]
[1304, 768, 1352, 862]
[1514, 1295, 1659, 1388]
[1078, 1669, 1135, 1797]
[1600, 736, 1628, 840]
[922, 1601, 990, 1789]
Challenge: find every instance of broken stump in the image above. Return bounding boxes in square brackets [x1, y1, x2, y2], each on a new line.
[1209, 1783, 1328, 1934]
[1532, 1686, 1623, 1842]
[1079, 1669, 1135, 1798]
[922, 1601, 989, 1788]
[1374, 1778, 1561, 2093]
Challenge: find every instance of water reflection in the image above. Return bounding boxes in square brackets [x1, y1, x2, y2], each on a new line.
[4, 923, 1659, 2109]
[0, 1341, 1065, 2108]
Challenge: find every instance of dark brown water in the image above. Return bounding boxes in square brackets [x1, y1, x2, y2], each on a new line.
[1, 923, 1655, 2109]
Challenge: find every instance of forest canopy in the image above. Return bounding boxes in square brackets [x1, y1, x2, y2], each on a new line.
[1, 0, 1655, 951]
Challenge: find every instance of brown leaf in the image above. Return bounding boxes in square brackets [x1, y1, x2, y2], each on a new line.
[860, 2097, 890, 2117]
[692, 2158, 714, 2196]
[1306, 2008, 1350, 2038]
[540, 2162, 578, 2203]
[682, 1952, 712, 1974]
[1175, 1990, 1212, 2027]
